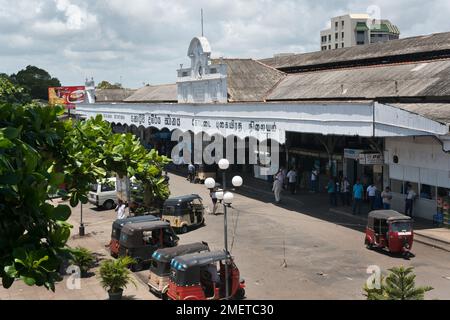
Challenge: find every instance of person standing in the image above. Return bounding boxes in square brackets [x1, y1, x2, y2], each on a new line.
[310, 168, 319, 193]
[116, 199, 127, 220]
[327, 177, 337, 206]
[367, 183, 378, 211]
[286, 168, 297, 194]
[341, 177, 351, 206]
[405, 184, 417, 217]
[352, 179, 364, 215]
[381, 187, 393, 210]
[272, 170, 283, 203]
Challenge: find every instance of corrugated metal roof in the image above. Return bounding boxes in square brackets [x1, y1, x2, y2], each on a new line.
[388, 103, 450, 125]
[212, 58, 286, 102]
[124, 84, 177, 102]
[95, 88, 136, 102]
[267, 59, 450, 101]
[260, 31, 450, 70]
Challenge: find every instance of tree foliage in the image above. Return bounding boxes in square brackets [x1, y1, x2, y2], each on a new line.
[10, 65, 61, 101]
[0, 97, 170, 290]
[96, 81, 123, 89]
[0, 75, 31, 104]
[364, 266, 433, 300]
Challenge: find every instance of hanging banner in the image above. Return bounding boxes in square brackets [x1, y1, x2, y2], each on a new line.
[359, 153, 384, 165]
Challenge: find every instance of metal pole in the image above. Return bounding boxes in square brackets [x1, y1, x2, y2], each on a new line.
[79, 203, 85, 236]
[223, 170, 229, 299]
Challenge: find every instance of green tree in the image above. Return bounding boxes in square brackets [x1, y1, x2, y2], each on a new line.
[11, 65, 61, 101]
[0, 101, 170, 291]
[363, 266, 433, 300]
[96, 81, 123, 89]
[0, 75, 31, 104]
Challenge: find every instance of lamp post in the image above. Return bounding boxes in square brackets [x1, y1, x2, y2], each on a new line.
[79, 203, 85, 236]
[204, 159, 243, 299]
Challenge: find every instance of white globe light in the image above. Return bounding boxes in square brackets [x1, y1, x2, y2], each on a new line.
[218, 158, 230, 170]
[216, 190, 224, 200]
[204, 177, 216, 189]
[232, 176, 243, 187]
[223, 192, 234, 204]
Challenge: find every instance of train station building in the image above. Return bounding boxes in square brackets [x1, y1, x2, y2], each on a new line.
[78, 32, 450, 221]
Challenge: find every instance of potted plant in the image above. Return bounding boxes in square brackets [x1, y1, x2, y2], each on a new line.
[99, 256, 136, 300]
[69, 247, 96, 277]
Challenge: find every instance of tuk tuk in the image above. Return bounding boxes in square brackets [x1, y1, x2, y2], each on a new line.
[194, 164, 217, 184]
[167, 250, 246, 300]
[109, 215, 159, 258]
[365, 210, 413, 257]
[162, 194, 205, 234]
[148, 242, 210, 298]
[119, 221, 179, 271]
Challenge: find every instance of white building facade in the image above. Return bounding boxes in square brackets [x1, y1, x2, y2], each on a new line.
[320, 14, 400, 51]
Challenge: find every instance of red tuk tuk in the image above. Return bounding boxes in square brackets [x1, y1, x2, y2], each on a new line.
[365, 210, 413, 258]
[167, 250, 245, 300]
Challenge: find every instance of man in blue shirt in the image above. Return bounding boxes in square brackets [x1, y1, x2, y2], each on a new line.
[352, 179, 364, 215]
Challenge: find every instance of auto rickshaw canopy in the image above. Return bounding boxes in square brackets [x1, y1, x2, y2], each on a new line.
[171, 250, 229, 271]
[368, 210, 412, 222]
[163, 194, 203, 216]
[152, 242, 210, 263]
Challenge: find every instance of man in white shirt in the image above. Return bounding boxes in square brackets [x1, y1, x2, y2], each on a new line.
[367, 184, 377, 211]
[310, 168, 318, 193]
[116, 200, 127, 220]
[286, 168, 297, 194]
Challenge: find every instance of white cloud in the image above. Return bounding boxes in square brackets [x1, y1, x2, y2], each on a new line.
[1, 0, 450, 88]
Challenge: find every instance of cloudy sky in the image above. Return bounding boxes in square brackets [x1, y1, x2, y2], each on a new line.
[1, 0, 450, 88]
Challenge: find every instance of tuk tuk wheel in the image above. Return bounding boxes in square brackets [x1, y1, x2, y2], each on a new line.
[180, 225, 188, 234]
[131, 260, 143, 272]
[233, 288, 245, 300]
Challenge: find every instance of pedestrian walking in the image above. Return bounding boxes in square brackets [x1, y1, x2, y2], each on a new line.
[381, 187, 393, 210]
[352, 179, 363, 215]
[210, 188, 218, 215]
[335, 178, 341, 206]
[327, 177, 337, 206]
[405, 184, 417, 217]
[367, 183, 377, 211]
[116, 199, 127, 220]
[187, 163, 195, 183]
[272, 170, 283, 203]
[286, 168, 297, 194]
[341, 177, 351, 206]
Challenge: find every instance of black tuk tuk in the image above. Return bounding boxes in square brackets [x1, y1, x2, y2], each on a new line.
[148, 242, 210, 298]
[162, 194, 205, 234]
[109, 215, 159, 257]
[119, 220, 179, 271]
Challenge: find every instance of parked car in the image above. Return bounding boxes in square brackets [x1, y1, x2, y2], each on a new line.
[88, 178, 117, 210]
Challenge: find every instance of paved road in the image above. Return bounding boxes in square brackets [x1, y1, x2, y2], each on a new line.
[71, 173, 450, 300]
[162, 173, 450, 300]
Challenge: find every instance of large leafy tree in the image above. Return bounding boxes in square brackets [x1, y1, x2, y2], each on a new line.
[364, 266, 433, 300]
[0, 97, 170, 290]
[10, 65, 61, 101]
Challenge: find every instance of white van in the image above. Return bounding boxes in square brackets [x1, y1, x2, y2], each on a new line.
[88, 178, 118, 210]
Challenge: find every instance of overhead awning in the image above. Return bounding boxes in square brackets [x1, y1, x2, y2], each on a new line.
[76, 100, 449, 144]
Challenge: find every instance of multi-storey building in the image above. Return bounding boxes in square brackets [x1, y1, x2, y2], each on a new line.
[320, 14, 400, 51]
